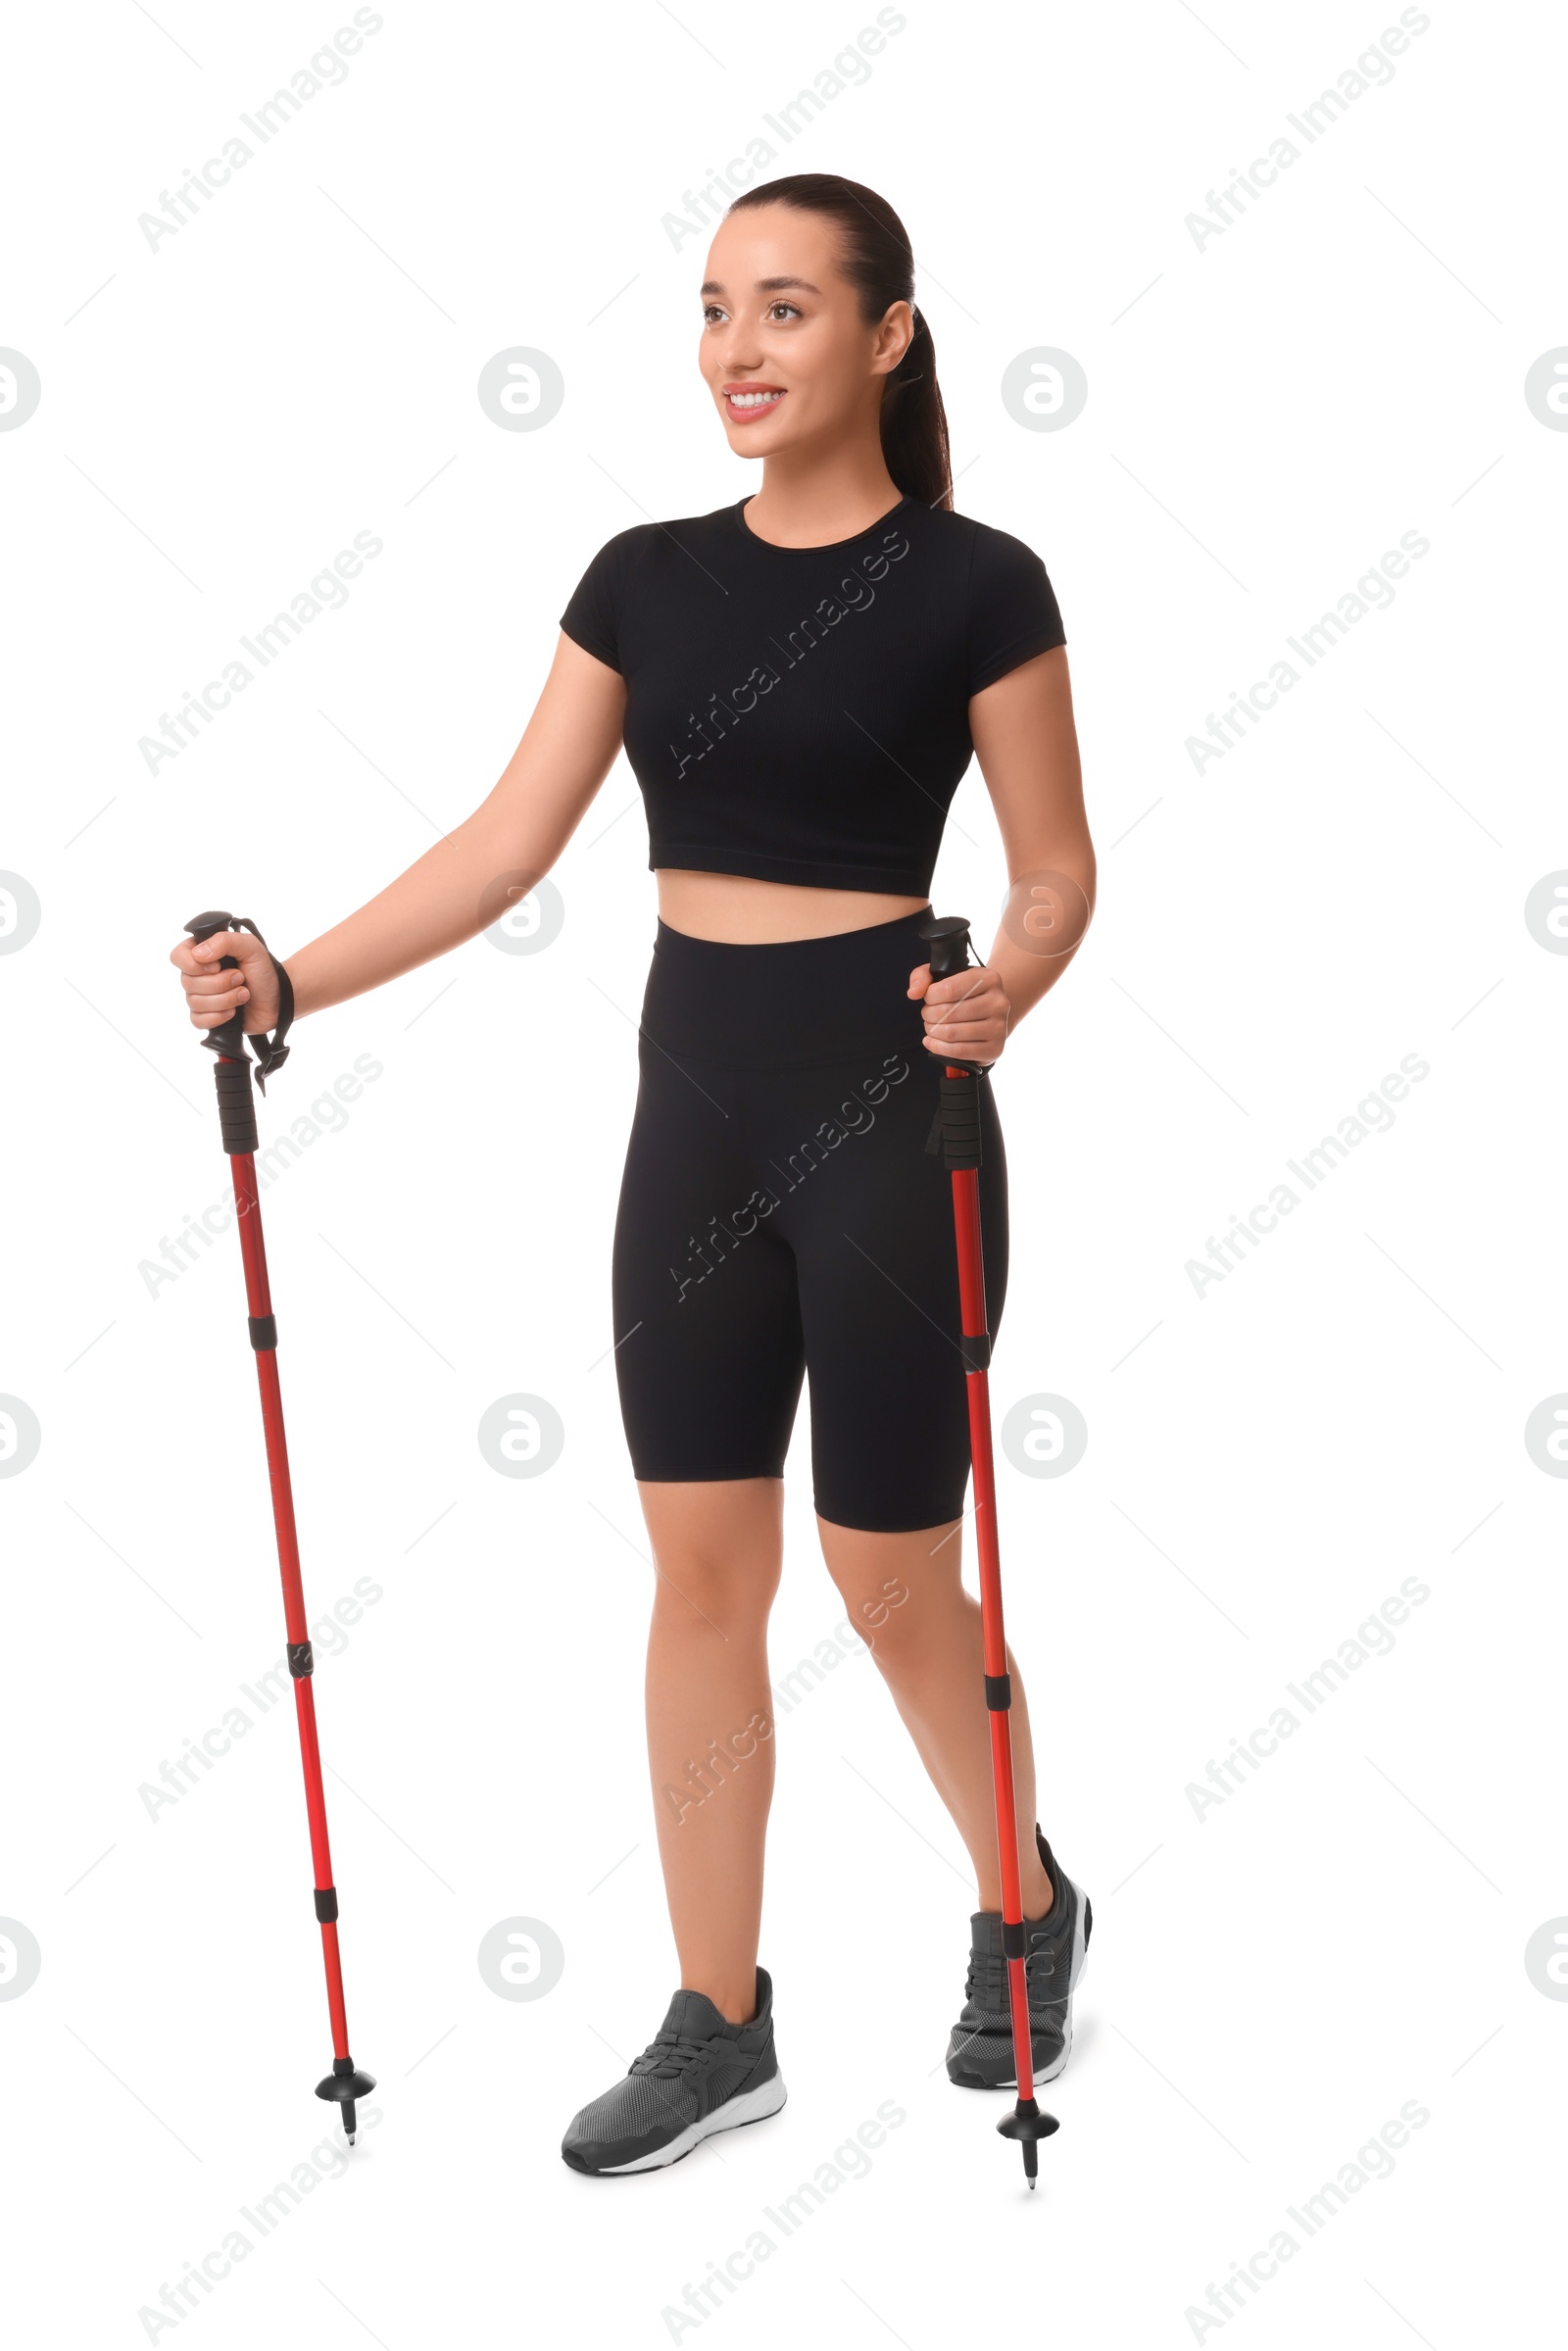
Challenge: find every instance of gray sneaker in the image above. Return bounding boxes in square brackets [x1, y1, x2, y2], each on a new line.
[562, 1967, 786, 2175]
[946, 1829, 1091, 2089]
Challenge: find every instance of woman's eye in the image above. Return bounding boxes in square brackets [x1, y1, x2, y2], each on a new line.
[702, 305, 725, 325]
[767, 302, 802, 321]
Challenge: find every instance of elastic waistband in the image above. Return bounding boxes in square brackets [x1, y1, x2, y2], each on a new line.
[640, 907, 935, 1069]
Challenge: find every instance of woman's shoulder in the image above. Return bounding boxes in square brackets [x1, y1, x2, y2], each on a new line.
[928, 506, 1067, 679]
[578, 505, 737, 573]
[921, 503, 1051, 574]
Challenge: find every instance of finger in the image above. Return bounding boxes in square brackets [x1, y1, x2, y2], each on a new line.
[923, 1026, 1003, 1053]
[906, 961, 931, 998]
[925, 1028, 1000, 1053]
[188, 989, 249, 1023]
[922, 999, 1000, 1028]
[925, 1002, 1003, 1034]
[188, 928, 253, 966]
[922, 1031, 1002, 1062]
[922, 1044, 1000, 1068]
[926, 982, 1001, 1020]
[927, 962, 1000, 994]
[182, 979, 249, 1011]
[924, 997, 1002, 1028]
[190, 927, 248, 957]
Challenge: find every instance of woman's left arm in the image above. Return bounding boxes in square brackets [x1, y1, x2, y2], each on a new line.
[910, 644, 1096, 1064]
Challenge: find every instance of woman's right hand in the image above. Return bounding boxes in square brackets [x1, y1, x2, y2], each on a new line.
[169, 926, 281, 1036]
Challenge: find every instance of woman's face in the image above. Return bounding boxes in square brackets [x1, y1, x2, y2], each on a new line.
[699, 204, 912, 462]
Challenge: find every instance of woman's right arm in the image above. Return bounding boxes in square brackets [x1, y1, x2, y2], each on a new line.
[171, 633, 626, 1035]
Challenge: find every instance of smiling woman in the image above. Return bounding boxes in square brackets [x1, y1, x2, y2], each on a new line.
[170, 167, 1096, 2182]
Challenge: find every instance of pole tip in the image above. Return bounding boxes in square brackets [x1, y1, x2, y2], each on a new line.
[317, 2059, 375, 2148]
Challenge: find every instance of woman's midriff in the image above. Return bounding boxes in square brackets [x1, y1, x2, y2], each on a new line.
[655, 866, 929, 945]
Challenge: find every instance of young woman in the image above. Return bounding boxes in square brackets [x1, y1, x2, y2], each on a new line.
[171, 173, 1098, 2176]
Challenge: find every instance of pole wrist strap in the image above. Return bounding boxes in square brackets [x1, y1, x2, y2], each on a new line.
[225, 914, 294, 1093]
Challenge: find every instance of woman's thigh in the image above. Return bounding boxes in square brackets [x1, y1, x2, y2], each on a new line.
[612, 1042, 807, 1486]
[767, 1049, 1008, 1535]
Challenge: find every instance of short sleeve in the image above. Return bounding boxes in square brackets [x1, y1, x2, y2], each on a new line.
[560, 534, 626, 673]
[966, 524, 1066, 696]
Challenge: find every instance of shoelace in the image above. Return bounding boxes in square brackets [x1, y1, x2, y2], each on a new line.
[630, 2029, 715, 2080]
[964, 1931, 1061, 2015]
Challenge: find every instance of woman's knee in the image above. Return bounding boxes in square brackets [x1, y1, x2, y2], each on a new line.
[650, 1553, 781, 1638]
[816, 1516, 956, 1661]
[639, 1478, 784, 1631]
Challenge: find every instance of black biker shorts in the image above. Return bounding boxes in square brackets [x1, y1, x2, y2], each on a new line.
[610, 908, 1007, 1533]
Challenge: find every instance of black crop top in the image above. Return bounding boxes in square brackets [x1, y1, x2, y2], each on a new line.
[559, 492, 1065, 896]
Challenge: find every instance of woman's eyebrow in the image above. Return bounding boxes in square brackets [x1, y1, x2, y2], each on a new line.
[699, 275, 823, 298]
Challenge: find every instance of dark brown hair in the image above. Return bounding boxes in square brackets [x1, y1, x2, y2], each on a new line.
[726, 172, 952, 511]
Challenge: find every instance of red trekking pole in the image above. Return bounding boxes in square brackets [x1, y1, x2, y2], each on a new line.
[919, 913, 1058, 2187]
[183, 910, 376, 2142]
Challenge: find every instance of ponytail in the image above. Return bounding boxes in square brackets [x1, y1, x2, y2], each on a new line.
[878, 300, 948, 511]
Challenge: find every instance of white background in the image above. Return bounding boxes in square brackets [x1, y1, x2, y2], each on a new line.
[2, 1, 1564, 2342]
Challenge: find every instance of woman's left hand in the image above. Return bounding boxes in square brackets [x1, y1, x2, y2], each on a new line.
[907, 958, 1011, 1067]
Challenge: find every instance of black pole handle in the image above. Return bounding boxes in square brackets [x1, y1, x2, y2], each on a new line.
[918, 913, 973, 982]
[185, 910, 248, 1057]
[918, 909, 991, 1077]
[918, 912, 989, 1164]
[185, 909, 259, 1155]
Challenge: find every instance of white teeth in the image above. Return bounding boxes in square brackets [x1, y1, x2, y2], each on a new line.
[728, 390, 783, 408]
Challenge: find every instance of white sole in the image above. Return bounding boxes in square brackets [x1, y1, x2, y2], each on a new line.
[597, 2072, 788, 2174]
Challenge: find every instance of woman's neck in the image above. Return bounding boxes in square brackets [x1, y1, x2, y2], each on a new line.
[742, 445, 905, 548]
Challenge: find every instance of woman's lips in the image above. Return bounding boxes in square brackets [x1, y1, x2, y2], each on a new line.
[723, 388, 786, 424]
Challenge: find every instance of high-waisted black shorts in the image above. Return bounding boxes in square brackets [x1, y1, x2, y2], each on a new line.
[611, 908, 1008, 1533]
